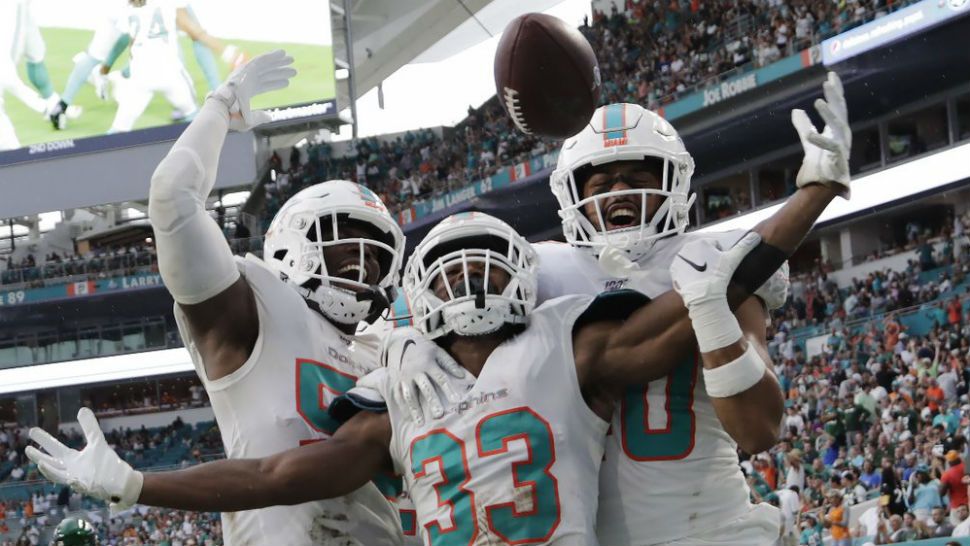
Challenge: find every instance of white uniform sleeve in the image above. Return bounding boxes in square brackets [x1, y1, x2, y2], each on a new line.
[148, 98, 239, 304]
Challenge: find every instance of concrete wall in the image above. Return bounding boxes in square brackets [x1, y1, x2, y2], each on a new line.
[0, 132, 255, 219]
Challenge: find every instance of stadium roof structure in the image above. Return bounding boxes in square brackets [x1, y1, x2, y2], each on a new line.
[335, 0, 567, 101]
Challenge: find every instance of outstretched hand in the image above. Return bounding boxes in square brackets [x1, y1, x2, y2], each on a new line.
[792, 71, 851, 197]
[209, 49, 297, 131]
[26, 408, 143, 513]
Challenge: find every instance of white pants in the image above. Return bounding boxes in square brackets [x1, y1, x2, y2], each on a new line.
[87, 18, 124, 61]
[0, 40, 46, 151]
[657, 503, 781, 546]
[1, 0, 45, 64]
[110, 54, 197, 132]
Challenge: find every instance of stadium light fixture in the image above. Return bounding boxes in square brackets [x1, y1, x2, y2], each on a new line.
[0, 349, 194, 396]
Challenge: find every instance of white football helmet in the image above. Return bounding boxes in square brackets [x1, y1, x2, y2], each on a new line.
[404, 212, 537, 339]
[263, 180, 405, 325]
[550, 103, 697, 262]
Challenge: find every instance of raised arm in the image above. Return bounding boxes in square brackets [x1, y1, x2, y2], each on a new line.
[148, 51, 295, 379]
[576, 73, 850, 450]
[577, 235, 785, 452]
[581, 72, 850, 378]
[26, 408, 392, 513]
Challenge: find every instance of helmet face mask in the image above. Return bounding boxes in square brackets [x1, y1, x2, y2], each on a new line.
[263, 181, 405, 326]
[551, 103, 697, 263]
[301, 215, 397, 293]
[404, 214, 537, 339]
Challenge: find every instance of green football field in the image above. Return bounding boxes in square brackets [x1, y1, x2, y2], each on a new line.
[7, 27, 335, 147]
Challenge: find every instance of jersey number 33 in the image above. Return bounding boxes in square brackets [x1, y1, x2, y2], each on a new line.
[411, 406, 562, 545]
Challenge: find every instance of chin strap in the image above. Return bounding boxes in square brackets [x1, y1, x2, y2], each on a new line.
[303, 297, 327, 319]
[357, 285, 395, 324]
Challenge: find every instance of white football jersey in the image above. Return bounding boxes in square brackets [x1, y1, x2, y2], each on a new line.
[535, 231, 761, 546]
[118, 0, 184, 65]
[385, 296, 609, 546]
[355, 309, 424, 546]
[174, 255, 403, 546]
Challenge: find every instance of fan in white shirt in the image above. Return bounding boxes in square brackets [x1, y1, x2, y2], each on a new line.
[784, 405, 805, 436]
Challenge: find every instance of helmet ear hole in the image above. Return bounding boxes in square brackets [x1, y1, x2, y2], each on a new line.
[273, 250, 288, 261]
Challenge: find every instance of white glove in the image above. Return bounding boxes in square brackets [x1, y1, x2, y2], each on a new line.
[382, 327, 471, 426]
[207, 49, 296, 131]
[792, 71, 851, 197]
[597, 246, 650, 280]
[25, 408, 143, 513]
[671, 232, 761, 353]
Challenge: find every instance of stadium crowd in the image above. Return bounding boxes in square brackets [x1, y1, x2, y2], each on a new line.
[0, 2, 953, 543]
[0, 237, 262, 289]
[1, 416, 224, 545]
[0, 247, 156, 288]
[4, 220, 969, 544]
[259, 0, 919, 228]
[0, 0, 925, 290]
[0, 503, 223, 546]
[589, 0, 918, 109]
[1, 407, 221, 485]
[753, 222, 970, 543]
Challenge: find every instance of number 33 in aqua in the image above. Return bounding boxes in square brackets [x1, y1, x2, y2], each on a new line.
[410, 407, 561, 545]
[620, 356, 698, 461]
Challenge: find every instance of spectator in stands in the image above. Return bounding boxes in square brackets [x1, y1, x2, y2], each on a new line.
[878, 512, 917, 543]
[777, 484, 802, 545]
[823, 490, 851, 546]
[799, 513, 823, 545]
[785, 448, 806, 491]
[940, 450, 968, 524]
[909, 469, 944, 521]
[841, 471, 867, 506]
[859, 460, 881, 490]
[953, 504, 970, 537]
[922, 505, 956, 537]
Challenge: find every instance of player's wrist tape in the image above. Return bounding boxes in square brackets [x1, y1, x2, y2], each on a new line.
[687, 300, 743, 353]
[703, 343, 766, 398]
[730, 239, 788, 297]
[205, 87, 236, 112]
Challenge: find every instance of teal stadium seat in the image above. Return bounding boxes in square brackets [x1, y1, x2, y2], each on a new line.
[0, 347, 17, 368]
[122, 332, 145, 351]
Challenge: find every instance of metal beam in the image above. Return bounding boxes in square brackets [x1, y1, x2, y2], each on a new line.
[343, 0, 359, 143]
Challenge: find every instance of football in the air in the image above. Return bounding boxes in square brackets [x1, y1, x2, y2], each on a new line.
[494, 13, 601, 139]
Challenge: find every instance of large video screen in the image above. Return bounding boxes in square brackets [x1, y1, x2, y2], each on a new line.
[0, 0, 335, 159]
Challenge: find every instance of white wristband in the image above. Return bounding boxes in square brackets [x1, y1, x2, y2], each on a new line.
[687, 300, 743, 353]
[703, 343, 767, 398]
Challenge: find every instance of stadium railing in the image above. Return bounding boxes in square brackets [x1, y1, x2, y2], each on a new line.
[0, 317, 176, 369]
[0, 250, 157, 288]
[0, 237, 262, 291]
